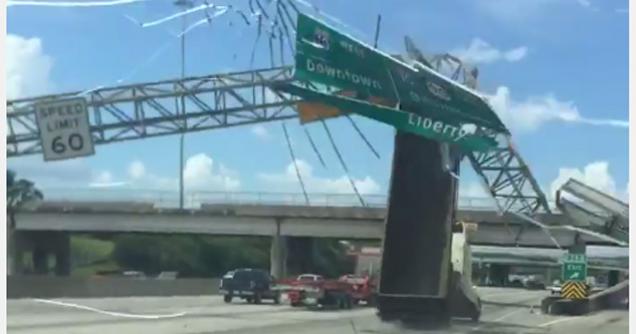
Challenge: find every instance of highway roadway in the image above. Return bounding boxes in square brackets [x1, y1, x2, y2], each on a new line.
[7, 287, 628, 333]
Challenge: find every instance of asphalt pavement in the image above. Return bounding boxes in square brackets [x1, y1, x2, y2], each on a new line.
[6, 287, 628, 334]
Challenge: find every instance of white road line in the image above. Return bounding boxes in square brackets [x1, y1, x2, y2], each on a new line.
[33, 298, 187, 319]
[492, 307, 526, 322]
[538, 316, 579, 328]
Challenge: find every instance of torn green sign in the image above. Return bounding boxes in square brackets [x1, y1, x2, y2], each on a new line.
[294, 13, 509, 134]
[276, 83, 498, 152]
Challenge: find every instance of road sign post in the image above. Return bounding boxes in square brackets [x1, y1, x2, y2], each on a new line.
[35, 97, 95, 161]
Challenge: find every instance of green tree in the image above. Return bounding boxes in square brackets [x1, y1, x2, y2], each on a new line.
[7, 170, 43, 227]
[7, 169, 43, 275]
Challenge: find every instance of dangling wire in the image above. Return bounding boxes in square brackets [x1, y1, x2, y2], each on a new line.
[345, 115, 380, 160]
[282, 123, 310, 205]
[303, 126, 327, 168]
[249, 15, 263, 69]
[321, 120, 366, 207]
[278, 30, 286, 65]
[269, 34, 275, 67]
[277, 2, 295, 56]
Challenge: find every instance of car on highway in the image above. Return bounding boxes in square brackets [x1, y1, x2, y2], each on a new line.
[219, 268, 280, 304]
[523, 275, 546, 290]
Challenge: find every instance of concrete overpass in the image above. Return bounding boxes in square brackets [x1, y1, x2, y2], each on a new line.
[11, 200, 626, 279]
[14, 201, 614, 247]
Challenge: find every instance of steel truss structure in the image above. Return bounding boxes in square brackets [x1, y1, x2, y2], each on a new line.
[7, 63, 550, 218]
[7, 66, 297, 157]
[427, 54, 551, 216]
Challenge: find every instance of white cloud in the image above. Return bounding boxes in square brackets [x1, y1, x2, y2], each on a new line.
[503, 47, 528, 62]
[6, 34, 53, 99]
[8, 156, 92, 188]
[127, 160, 146, 179]
[452, 38, 528, 65]
[459, 181, 490, 198]
[549, 161, 617, 198]
[250, 125, 270, 139]
[124, 153, 240, 191]
[258, 159, 381, 195]
[183, 153, 240, 191]
[486, 86, 629, 133]
[89, 170, 127, 188]
[576, 0, 599, 11]
[474, 0, 554, 22]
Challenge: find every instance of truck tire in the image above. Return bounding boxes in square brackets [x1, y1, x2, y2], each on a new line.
[471, 310, 481, 322]
[223, 295, 232, 303]
[346, 296, 354, 309]
[273, 293, 281, 305]
[254, 293, 262, 305]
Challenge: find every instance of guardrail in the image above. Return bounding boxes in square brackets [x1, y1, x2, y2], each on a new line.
[38, 188, 515, 210]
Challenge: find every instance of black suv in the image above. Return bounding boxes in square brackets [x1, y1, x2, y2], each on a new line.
[219, 268, 280, 304]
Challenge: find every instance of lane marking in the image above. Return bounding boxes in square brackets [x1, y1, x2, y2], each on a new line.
[538, 317, 579, 328]
[492, 308, 526, 322]
[33, 298, 186, 319]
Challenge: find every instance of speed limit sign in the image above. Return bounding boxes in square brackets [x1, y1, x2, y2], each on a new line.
[35, 97, 95, 161]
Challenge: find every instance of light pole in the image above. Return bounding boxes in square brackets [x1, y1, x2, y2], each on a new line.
[175, 0, 192, 210]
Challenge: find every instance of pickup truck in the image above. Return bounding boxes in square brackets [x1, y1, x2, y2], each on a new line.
[219, 268, 280, 304]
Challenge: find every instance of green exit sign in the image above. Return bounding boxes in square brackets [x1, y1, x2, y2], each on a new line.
[562, 254, 587, 282]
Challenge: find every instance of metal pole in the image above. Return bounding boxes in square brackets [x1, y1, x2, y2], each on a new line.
[175, 0, 191, 210]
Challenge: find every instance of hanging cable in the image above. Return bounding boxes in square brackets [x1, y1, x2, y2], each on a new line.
[278, 30, 286, 65]
[303, 126, 327, 168]
[282, 123, 310, 205]
[345, 114, 380, 160]
[269, 34, 275, 67]
[248, 0, 256, 15]
[285, 0, 301, 15]
[249, 15, 263, 69]
[277, 2, 295, 55]
[321, 120, 366, 207]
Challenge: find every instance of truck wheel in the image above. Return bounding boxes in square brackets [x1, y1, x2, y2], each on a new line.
[223, 295, 232, 303]
[346, 296, 353, 309]
[273, 293, 281, 305]
[471, 311, 481, 322]
[246, 297, 253, 304]
[254, 293, 262, 304]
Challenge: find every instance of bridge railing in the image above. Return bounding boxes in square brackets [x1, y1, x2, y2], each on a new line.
[37, 188, 510, 211]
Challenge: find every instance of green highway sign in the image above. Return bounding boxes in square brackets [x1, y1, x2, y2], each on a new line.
[562, 253, 587, 282]
[294, 13, 509, 134]
[275, 83, 498, 152]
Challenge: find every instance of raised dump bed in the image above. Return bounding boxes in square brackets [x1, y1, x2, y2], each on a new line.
[377, 132, 458, 328]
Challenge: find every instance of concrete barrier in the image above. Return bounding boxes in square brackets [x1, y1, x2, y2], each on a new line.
[540, 280, 629, 316]
[588, 280, 629, 312]
[7, 276, 220, 299]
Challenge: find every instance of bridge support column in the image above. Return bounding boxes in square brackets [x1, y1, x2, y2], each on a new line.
[545, 267, 554, 285]
[488, 264, 510, 286]
[7, 229, 26, 276]
[32, 246, 48, 275]
[608, 270, 620, 287]
[270, 221, 288, 279]
[286, 237, 314, 275]
[54, 233, 71, 276]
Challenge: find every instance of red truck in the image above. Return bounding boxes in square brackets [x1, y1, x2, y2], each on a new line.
[276, 273, 376, 309]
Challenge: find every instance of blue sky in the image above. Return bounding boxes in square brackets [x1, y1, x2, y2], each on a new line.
[6, 0, 630, 205]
